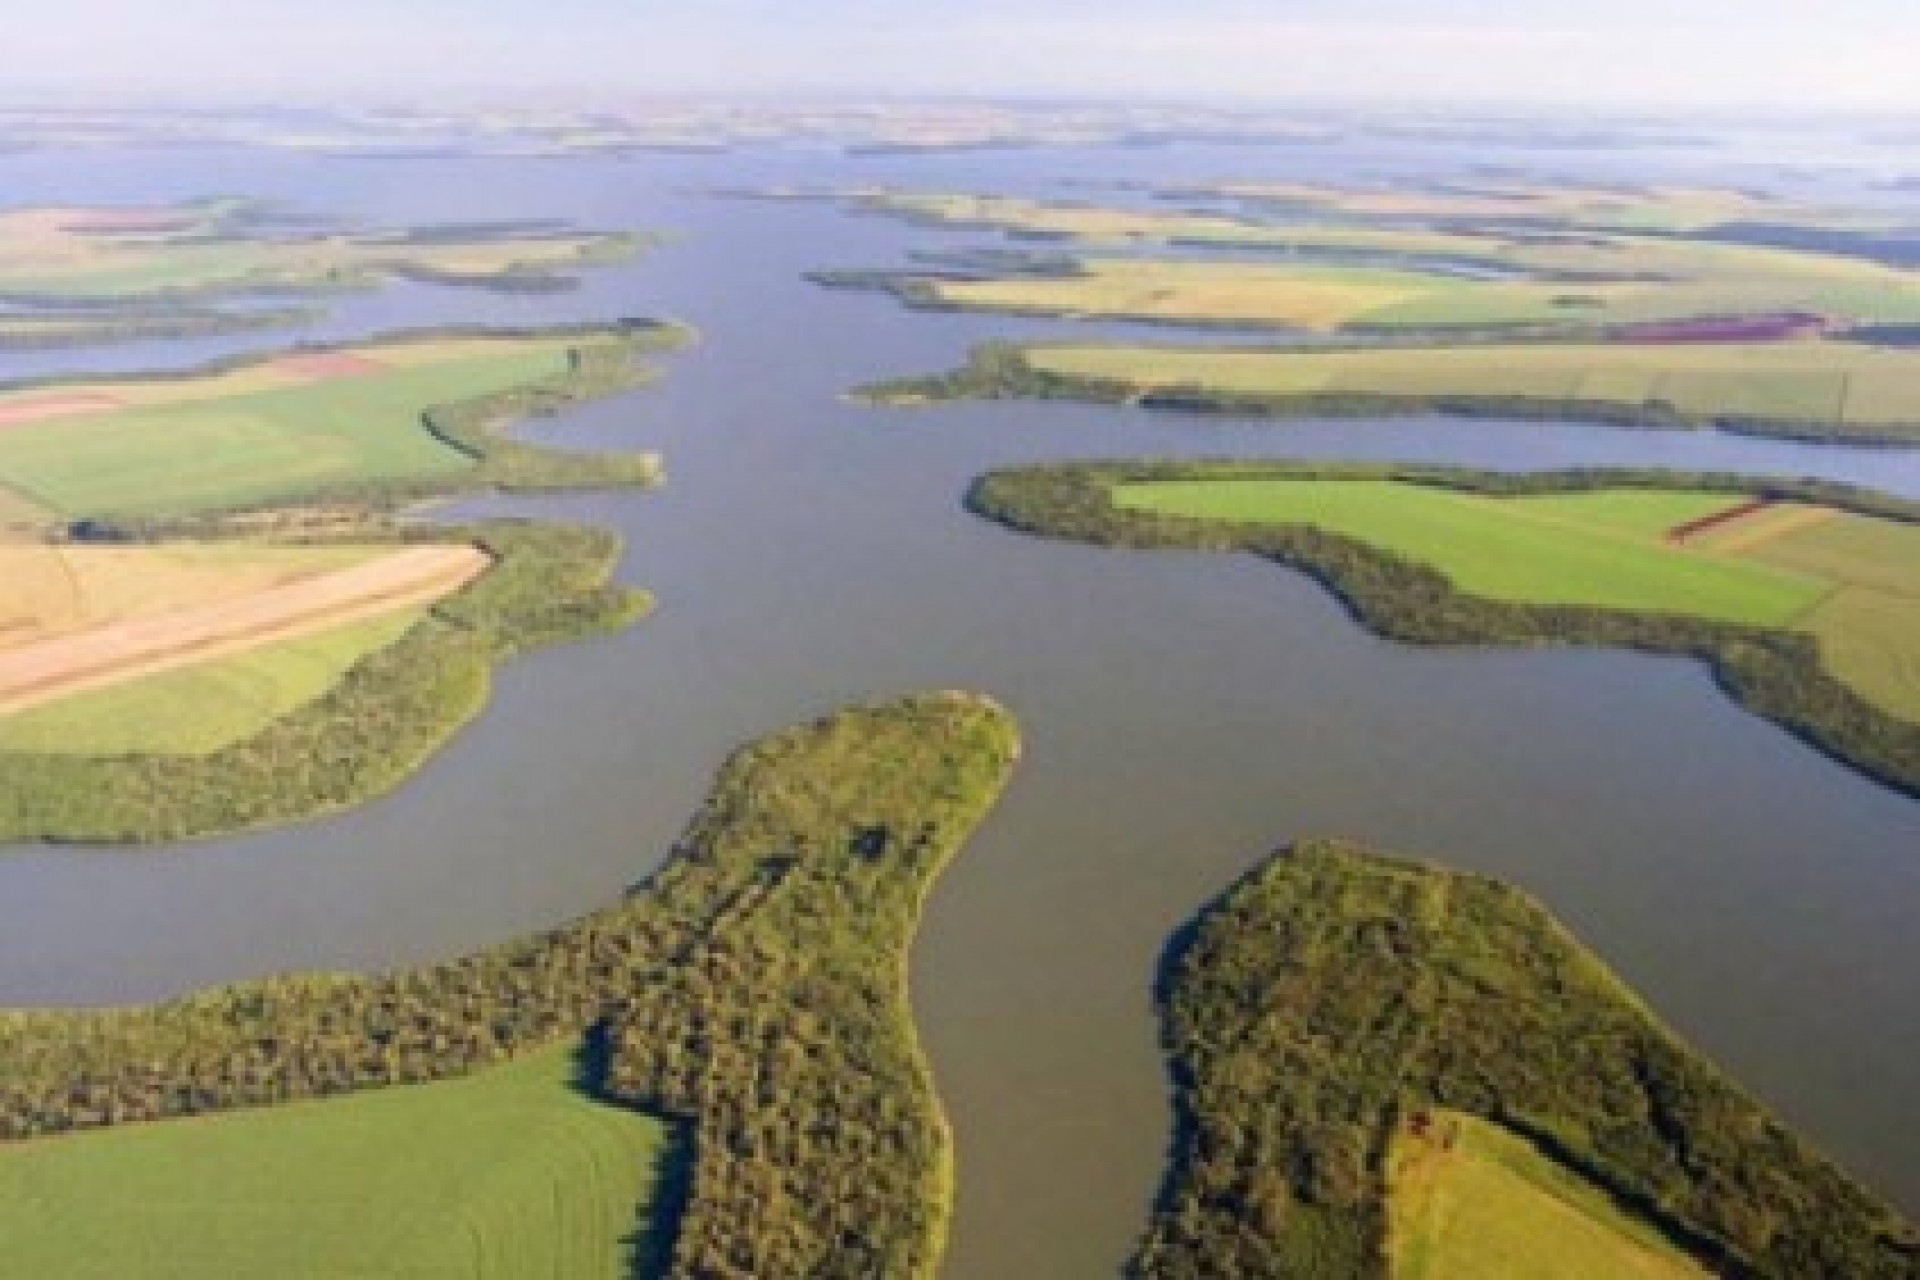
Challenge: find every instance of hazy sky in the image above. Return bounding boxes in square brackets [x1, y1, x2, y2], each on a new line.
[9, 0, 1919, 111]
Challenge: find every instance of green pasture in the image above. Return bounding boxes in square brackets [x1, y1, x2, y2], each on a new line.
[0, 1041, 670, 1278]
[1114, 479, 1829, 625]
[0, 344, 571, 517]
[1388, 1111, 1707, 1280]
[1028, 340, 1920, 431]
[0, 608, 424, 757]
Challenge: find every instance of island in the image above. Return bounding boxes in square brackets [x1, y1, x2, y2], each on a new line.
[0, 200, 642, 349]
[1137, 838, 1916, 1277]
[0, 320, 686, 842]
[967, 460, 1920, 797]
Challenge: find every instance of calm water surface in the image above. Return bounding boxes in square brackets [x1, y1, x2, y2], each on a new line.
[0, 140, 1915, 1278]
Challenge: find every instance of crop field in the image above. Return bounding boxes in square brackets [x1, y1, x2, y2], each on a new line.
[0, 609, 423, 755]
[1115, 480, 1827, 623]
[1114, 477, 1920, 721]
[929, 256, 1920, 332]
[1026, 339, 1920, 432]
[0, 202, 634, 300]
[0, 541, 488, 752]
[1387, 1110, 1707, 1280]
[0, 1041, 670, 1278]
[0, 337, 577, 516]
[1186, 178, 1876, 234]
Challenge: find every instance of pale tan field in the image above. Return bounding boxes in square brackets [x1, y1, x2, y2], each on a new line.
[0, 543, 487, 716]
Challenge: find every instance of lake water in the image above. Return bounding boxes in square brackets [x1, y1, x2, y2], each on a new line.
[0, 136, 1916, 1278]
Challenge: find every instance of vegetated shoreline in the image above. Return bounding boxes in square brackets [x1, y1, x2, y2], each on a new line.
[1135, 838, 1917, 1278]
[966, 460, 1920, 801]
[0, 691, 1021, 1277]
[863, 342, 1920, 449]
[0, 519, 643, 844]
[0, 303, 324, 350]
[0, 320, 690, 844]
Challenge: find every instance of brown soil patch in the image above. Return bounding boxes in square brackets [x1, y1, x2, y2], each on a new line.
[0, 544, 488, 716]
[272, 352, 387, 380]
[0, 394, 126, 430]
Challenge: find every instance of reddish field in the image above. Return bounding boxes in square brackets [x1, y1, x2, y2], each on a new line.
[272, 352, 389, 380]
[1667, 498, 1775, 543]
[1610, 312, 1827, 344]
[0, 394, 127, 430]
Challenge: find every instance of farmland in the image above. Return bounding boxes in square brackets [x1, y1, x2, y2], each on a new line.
[0, 1041, 670, 1278]
[0, 335, 589, 517]
[860, 252, 1920, 334]
[1387, 1110, 1707, 1280]
[0, 322, 678, 840]
[0, 201, 642, 350]
[0, 691, 1021, 1278]
[878, 338, 1920, 445]
[0, 201, 639, 300]
[967, 460, 1920, 795]
[1132, 839, 1916, 1278]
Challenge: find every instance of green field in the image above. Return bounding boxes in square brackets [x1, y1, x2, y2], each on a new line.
[0, 343, 573, 518]
[1019, 339, 1920, 435]
[1115, 480, 1828, 624]
[0, 1041, 669, 1278]
[0, 608, 424, 756]
[1114, 476, 1920, 721]
[1388, 1111, 1706, 1280]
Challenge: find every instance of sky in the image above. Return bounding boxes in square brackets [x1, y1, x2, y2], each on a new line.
[8, 0, 1920, 113]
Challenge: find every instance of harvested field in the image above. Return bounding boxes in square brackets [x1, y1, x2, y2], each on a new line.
[0, 393, 124, 429]
[0, 543, 488, 716]
[271, 351, 387, 379]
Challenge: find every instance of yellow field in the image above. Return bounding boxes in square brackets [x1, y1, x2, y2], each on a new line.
[1387, 1111, 1707, 1280]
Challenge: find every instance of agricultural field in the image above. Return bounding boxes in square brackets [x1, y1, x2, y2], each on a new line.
[1387, 1110, 1708, 1280]
[842, 184, 1920, 340]
[0, 335, 581, 517]
[0, 1040, 670, 1278]
[0, 201, 636, 300]
[0, 322, 668, 835]
[1015, 339, 1920, 440]
[0, 541, 487, 754]
[1176, 178, 1886, 234]
[1116, 478, 1920, 720]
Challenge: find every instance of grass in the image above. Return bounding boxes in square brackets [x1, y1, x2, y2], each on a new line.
[0, 608, 424, 756]
[0, 343, 571, 518]
[1387, 1111, 1708, 1280]
[0, 1040, 670, 1279]
[1115, 480, 1829, 625]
